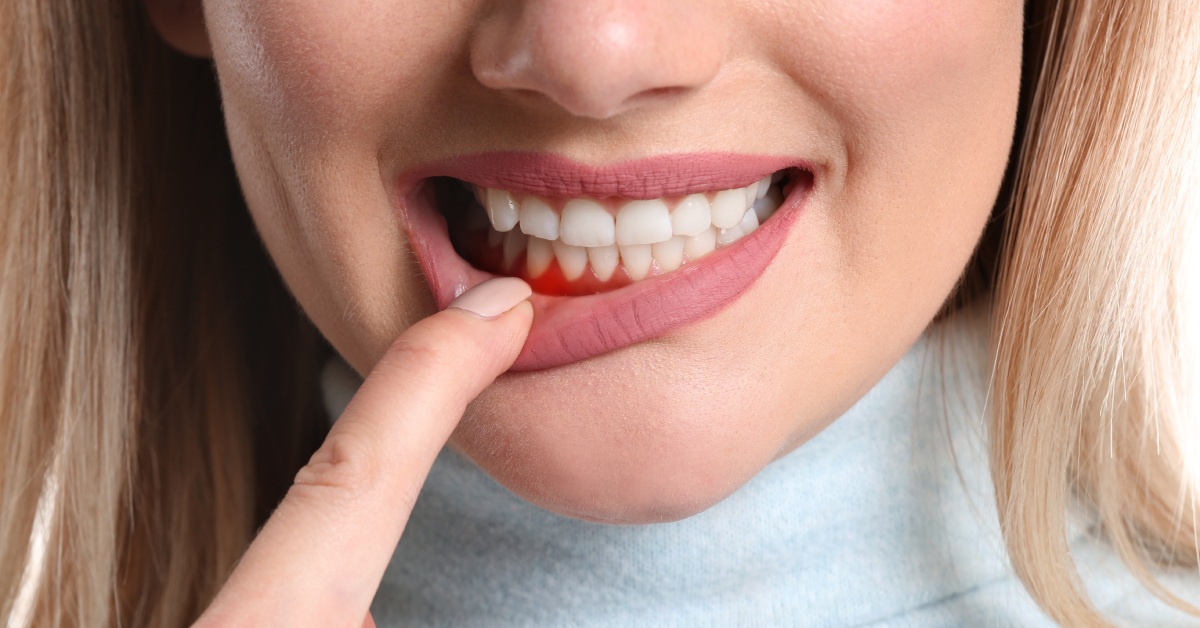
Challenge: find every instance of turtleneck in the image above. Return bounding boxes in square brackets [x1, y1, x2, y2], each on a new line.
[320, 304, 1199, 627]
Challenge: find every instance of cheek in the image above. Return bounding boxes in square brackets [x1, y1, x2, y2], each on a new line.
[783, 0, 1023, 293]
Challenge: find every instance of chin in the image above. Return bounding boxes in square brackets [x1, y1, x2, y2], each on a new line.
[447, 351, 793, 525]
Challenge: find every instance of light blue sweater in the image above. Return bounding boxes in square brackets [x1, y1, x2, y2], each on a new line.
[321, 305, 1199, 627]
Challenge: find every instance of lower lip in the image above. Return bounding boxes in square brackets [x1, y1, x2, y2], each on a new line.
[400, 176, 812, 371]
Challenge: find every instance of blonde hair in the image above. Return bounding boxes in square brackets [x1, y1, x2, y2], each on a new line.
[0, 1, 1196, 626]
[985, 0, 1200, 624]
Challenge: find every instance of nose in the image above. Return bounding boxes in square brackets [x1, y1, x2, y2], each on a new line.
[470, 0, 728, 120]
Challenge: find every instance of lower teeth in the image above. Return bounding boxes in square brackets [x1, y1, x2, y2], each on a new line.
[442, 175, 790, 295]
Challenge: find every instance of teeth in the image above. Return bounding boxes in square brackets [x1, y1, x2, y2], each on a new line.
[670, 194, 712, 236]
[486, 189, 520, 232]
[560, 199, 616, 247]
[552, 240, 588, 281]
[738, 207, 760, 235]
[716, 224, 744, 246]
[652, 236, 686, 272]
[469, 171, 790, 285]
[588, 245, 620, 282]
[752, 186, 784, 222]
[526, 236, 554, 278]
[684, 227, 717, 260]
[743, 182, 758, 207]
[756, 175, 772, 199]
[615, 199, 673, 245]
[519, 196, 559, 240]
[502, 229, 527, 270]
[619, 244, 653, 281]
[710, 188, 748, 229]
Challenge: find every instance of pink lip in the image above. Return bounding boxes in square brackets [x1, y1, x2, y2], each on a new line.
[396, 152, 814, 371]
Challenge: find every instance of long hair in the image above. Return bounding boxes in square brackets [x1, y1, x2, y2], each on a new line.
[984, 0, 1200, 624]
[0, 3, 328, 626]
[0, 0, 1196, 626]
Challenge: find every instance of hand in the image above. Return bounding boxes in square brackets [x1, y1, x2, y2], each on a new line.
[193, 278, 535, 628]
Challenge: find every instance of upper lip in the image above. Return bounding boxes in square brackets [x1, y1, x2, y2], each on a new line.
[396, 151, 810, 199]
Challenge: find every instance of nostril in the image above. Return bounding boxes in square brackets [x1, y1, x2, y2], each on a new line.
[469, 2, 727, 120]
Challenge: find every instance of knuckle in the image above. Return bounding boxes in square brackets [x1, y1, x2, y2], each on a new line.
[380, 327, 470, 378]
[290, 430, 382, 505]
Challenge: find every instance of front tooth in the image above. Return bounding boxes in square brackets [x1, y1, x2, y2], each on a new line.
[710, 188, 748, 229]
[620, 244, 653, 281]
[560, 199, 616, 247]
[486, 189, 520, 232]
[519, 196, 559, 240]
[616, 199, 673, 245]
[652, 236, 686, 272]
[716, 224, 745, 246]
[526, 236, 554, 278]
[670, 194, 711, 236]
[588, 245, 619, 282]
[684, 228, 717, 260]
[502, 229, 527, 270]
[552, 240, 588, 281]
[752, 186, 784, 221]
[738, 208, 760, 235]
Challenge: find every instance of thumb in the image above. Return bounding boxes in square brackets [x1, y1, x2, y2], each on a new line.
[196, 277, 533, 627]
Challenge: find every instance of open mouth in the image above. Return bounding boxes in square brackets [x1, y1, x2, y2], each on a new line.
[397, 152, 814, 370]
[433, 170, 797, 296]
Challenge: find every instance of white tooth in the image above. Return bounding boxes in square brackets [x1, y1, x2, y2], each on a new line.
[552, 240, 588, 281]
[670, 194, 711, 236]
[756, 176, 772, 199]
[716, 224, 745, 246]
[684, 228, 717, 260]
[526, 236, 554, 278]
[620, 244, 653, 281]
[710, 188, 748, 229]
[560, 199, 616, 247]
[652, 236, 686, 272]
[738, 208, 760, 235]
[502, 229, 527, 270]
[744, 183, 758, 207]
[487, 227, 505, 248]
[588, 245, 619, 282]
[486, 188, 520, 232]
[519, 196, 559, 240]
[752, 186, 784, 222]
[615, 199, 673, 245]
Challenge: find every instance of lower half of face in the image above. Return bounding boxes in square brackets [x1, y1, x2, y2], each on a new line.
[205, 0, 1024, 522]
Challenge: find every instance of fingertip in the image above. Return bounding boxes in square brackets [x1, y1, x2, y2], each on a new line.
[447, 277, 532, 319]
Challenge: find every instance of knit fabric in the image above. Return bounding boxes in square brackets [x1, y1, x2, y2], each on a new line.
[321, 305, 1199, 627]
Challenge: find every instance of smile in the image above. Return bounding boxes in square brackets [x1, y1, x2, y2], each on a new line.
[397, 152, 814, 370]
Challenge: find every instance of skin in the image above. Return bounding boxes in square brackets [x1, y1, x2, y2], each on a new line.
[145, 0, 1024, 623]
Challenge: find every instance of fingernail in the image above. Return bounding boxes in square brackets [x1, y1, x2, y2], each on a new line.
[448, 277, 532, 319]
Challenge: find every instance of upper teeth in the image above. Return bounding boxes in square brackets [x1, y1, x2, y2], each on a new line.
[482, 174, 778, 246]
[472, 172, 786, 282]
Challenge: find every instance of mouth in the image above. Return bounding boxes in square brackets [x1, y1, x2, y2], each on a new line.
[397, 152, 814, 371]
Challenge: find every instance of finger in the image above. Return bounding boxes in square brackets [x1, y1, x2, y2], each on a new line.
[194, 278, 534, 627]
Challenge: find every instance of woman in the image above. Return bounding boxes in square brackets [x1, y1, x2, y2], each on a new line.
[1, 0, 1197, 625]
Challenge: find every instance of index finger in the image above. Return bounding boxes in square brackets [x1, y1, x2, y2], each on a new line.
[195, 277, 534, 627]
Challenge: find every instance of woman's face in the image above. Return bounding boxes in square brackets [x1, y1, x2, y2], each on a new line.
[182, 0, 1023, 522]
